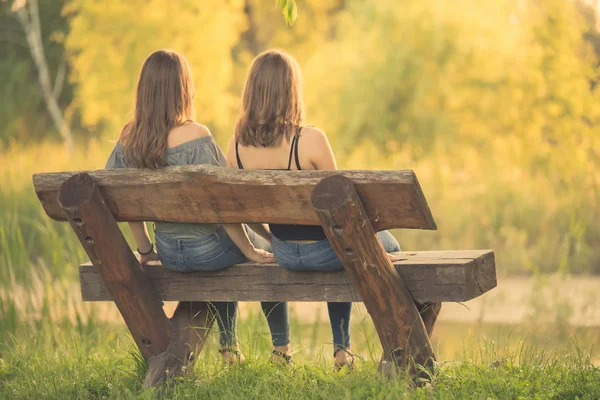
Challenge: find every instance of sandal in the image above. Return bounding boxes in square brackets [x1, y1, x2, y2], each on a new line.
[218, 347, 244, 365]
[334, 348, 356, 370]
[270, 349, 294, 366]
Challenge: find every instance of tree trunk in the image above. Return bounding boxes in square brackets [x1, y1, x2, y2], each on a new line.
[15, 0, 73, 152]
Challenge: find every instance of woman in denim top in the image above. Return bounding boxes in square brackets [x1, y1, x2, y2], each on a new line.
[106, 49, 290, 364]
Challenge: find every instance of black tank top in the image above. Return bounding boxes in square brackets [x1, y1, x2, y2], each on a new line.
[235, 128, 327, 241]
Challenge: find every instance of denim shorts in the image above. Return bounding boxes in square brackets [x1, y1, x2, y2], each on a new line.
[155, 227, 248, 272]
[271, 230, 401, 272]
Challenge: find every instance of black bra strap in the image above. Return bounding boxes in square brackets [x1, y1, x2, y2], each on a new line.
[235, 141, 244, 169]
[293, 126, 302, 171]
[287, 135, 296, 170]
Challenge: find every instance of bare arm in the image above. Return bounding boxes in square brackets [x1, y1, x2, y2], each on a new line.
[305, 128, 399, 261]
[223, 137, 272, 260]
[226, 136, 237, 168]
[127, 221, 158, 265]
[247, 223, 272, 242]
[222, 224, 274, 263]
[302, 128, 337, 171]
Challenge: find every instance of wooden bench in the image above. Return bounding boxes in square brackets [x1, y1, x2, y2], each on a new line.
[33, 165, 496, 386]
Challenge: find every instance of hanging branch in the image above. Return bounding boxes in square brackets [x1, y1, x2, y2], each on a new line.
[53, 56, 66, 99]
[277, 0, 297, 26]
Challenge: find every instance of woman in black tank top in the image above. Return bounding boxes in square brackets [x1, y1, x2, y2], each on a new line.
[235, 126, 327, 241]
[228, 50, 401, 369]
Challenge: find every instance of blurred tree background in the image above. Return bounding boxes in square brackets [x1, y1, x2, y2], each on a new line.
[1, 0, 598, 277]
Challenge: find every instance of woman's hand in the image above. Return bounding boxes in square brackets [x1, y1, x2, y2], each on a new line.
[140, 250, 159, 265]
[223, 224, 275, 263]
[387, 253, 400, 262]
[244, 247, 275, 263]
[128, 221, 157, 265]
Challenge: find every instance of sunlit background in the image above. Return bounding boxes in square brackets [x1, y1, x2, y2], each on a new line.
[1, 0, 599, 393]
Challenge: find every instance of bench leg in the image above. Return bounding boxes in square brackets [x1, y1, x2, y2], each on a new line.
[311, 175, 435, 375]
[417, 302, 442, 337]
[58, 173, 173, 361]
[143, 301, 215, 388]
[376, 302, 442, 375]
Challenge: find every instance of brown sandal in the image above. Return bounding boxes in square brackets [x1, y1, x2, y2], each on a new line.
[218, 347, 244, 365]
[334, 348, 357, 370]
[271, 349, 294, 366]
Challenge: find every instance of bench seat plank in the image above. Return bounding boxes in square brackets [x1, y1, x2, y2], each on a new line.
[80, 250, 495, 303]
[33, 166, 436, 231]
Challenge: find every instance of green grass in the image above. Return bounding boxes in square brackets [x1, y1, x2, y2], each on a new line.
[1, 140, 599, 398]
[2, 262, 599, 399]
[1, 314, 599, 400]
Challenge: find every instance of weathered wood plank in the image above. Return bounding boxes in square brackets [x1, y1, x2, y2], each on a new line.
[58, 173, 173, 361]
[79, 250, 496, 303]
[416, 302, 442, 336]
[311, 175, 435, 371]
[144, 302, 214, 388]
[32, 165, 436, 231]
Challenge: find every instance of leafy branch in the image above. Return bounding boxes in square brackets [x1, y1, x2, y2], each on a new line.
[277, 0, 297, 26]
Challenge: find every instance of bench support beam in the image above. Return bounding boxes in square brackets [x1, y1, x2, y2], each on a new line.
[143, 302, 215, 388]
[312, 175, 435, 374]
[417, 302, 442, 337]
[58, 173, 174, 361]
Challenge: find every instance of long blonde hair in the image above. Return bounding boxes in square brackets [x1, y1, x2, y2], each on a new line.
[235, 50, 304, 147]
[119, 49, 196, 168]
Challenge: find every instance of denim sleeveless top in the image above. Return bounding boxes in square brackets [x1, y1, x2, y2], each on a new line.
[105, 136, 226, 239]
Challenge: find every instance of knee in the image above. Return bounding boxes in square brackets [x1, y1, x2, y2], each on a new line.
[388, 243, 401, 253]
[378, 231, 401, 252]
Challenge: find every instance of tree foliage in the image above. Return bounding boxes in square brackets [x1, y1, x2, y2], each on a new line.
[277, 0, 297, 26]
[65, 0, 246, 138]
[302, 0, 599, 272]
[0, 0, 598, 273]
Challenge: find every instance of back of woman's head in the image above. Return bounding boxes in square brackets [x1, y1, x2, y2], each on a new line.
[120, 49, 195, 168]
[235, 50, 304, 147]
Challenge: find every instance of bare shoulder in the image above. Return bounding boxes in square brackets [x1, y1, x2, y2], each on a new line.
[296, 126, 336, 170]
[168, 122, 211, 147]
[299, 126, 327, 140]
[298, 126, 329, 147]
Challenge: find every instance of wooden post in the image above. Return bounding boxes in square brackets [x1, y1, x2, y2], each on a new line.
[311, 175, 435, 373]
[417, 302, 442, 337]
[144, 301, 215, 388]
[57, 173, 173, 360]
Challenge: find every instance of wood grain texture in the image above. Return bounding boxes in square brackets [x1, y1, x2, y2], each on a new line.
[416, 302, 442, 337]
[144, 302, 214, 388]
[32, 165, 437, 231]
[79, 250, 496, 303]
[311, 175, 435, 370]
[57, 172, 173, 360]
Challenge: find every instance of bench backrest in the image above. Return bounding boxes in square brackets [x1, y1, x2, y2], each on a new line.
[32, 166, 485, 372]
[33, 165, 437, 231]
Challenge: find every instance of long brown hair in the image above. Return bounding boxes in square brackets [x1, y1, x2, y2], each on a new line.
[235, 50, 304, 147]
[119, 49, 196, 168]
